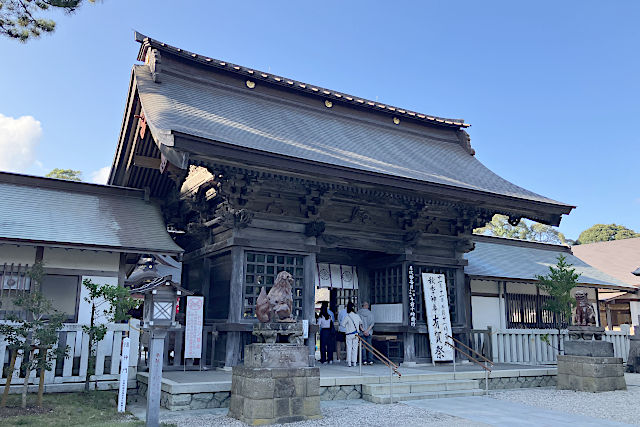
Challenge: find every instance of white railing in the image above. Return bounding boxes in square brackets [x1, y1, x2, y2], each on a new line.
[0, 322, 139, 391]
[491, 327, 631, 365]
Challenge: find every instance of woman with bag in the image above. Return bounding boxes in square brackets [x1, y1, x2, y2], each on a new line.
[340, 301, 362, 367]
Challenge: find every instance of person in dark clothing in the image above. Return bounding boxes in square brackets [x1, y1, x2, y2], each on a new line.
[318, 301, 333, 364]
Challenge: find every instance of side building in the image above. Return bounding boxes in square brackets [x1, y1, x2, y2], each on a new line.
[109, 33, 574, 367]
[0, 171, 183, 390]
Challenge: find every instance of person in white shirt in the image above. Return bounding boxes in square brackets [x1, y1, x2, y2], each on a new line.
[340, 301, 362, 367]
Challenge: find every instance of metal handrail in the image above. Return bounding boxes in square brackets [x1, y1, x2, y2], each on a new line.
[445, 341, 492, 372]
[444, 336, 492, 395]
[446, 334, 494, 367]
[356, 334, 401, 404]
[356, 334, 401, 377]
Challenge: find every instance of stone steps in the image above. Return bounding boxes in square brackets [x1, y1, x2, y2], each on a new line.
[364, 388, 485, 404]
[362, 379, 483, 403]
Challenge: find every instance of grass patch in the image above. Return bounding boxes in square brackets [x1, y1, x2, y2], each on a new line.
[0, 391, 143, 426]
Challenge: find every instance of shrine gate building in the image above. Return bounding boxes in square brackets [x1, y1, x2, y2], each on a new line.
[109, 33, 574, 367]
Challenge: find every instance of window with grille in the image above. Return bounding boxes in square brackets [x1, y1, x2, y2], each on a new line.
[414, 266, 457, 324]
[506, 292, 566, 329]
[335, 288, 358, 309]
[370, 265, 403, 304]
[243, 252, 305, 319]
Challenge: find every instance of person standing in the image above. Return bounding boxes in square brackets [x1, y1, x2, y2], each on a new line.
[335, 304, 347, 362]
[358, 302, 375, 365]
[318, 302, 333, 364]
[340, 301, 362, 367]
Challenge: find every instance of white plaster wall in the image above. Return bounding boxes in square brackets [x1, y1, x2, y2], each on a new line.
[506, 282, 538, 295]
[470, 279, 499, 295]
[0, 244, 36, 265]
[77, 276, 118, 325]
[471, 296, 502, 329]
[44, 248, 119, 272]
[630, 301, 640, 327]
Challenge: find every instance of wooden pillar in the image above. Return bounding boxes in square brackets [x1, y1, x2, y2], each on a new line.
[498, 281, 506, 329]
[225, 247, 244, 368]
[455, 268, 469, 328]
[303, 252, 317, 360]
[201, 257, 211, 318]
[118, 253, 127, 288]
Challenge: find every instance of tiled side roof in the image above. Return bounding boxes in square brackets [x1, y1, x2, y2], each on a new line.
[465, 238, 635, 290]
[135, 32, 469, 129]
[0, 175, 183, 254]
[134, 65, 567, 206]
[572, 238, 640, 287]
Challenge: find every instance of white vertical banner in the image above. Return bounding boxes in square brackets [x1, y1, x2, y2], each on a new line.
[117, 337, 131, 413]
[422, 273, 454, 362]
[317, 263, 332, 288]
[329, 264, 343, 289]
[184, 296, 204, 359]
[302, 319, 309, 339]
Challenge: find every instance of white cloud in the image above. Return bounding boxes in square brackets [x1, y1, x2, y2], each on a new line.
[0, 114, 42, 173]
[90, 166, 111, 184]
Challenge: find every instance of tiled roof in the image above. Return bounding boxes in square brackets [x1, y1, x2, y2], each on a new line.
[135, 32, 469, 129]
[571, 238, 640, 288]
[133, 64, 568, 207]
[465, 237, 635, 290]
[0, 172, 183, 254]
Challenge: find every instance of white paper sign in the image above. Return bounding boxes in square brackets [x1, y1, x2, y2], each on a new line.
[185, 296, 204, 359]
[117, 337, 131, 413]
[302, 319, 309, 339]
[421, 273, 454, 362]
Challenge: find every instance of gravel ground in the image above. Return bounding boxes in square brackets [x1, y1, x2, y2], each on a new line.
[158, 400, 488, 427]
[490, 386, 640, 426]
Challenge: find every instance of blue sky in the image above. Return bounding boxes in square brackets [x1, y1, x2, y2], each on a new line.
[0, 1, 638, 240]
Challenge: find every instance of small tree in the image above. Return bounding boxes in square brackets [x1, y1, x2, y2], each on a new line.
[536, 255, 579, 355]
[0, 262, 67, 408]
[82, 279, 139, 391]
[0, 317, 27, 407]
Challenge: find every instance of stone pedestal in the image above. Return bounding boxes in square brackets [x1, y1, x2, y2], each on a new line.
[557, 355, 626, 392]
[564, 339, 613, 357]
[228, 343, 322, 425]
[253, 321, 304, 345]
[245, 343, 309, 369]
[627, 334, 640, 373]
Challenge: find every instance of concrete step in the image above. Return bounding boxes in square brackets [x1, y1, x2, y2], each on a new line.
[363, 388, 485, 404]
[363, 379, 479, 395]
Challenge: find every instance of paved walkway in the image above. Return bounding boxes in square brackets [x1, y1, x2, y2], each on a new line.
[403, 396, 634, 427]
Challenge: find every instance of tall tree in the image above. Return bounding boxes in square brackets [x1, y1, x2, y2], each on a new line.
[474, 214, 566, 245]
[576, 224, 639, 244]
[0, 0, 93, 42]
[45, 168, 82, 181]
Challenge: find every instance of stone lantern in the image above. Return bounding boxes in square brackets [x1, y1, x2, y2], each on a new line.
[130, 275, 192, 427]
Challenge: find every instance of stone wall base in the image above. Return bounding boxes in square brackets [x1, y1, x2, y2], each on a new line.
[479, 375, 556, 390]
[557, 355, 626, 392]
[228, 366, 322, 425]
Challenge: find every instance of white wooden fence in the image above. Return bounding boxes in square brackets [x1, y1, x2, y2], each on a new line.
[491, 326, 632, 365]
[0, 322, 139, 392]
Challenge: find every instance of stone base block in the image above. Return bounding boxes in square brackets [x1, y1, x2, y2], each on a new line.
[564, 340, 614, 357]
[228, 365, 322, 425]
[244, 344, 309, 368]
[557, 355, 626, 392]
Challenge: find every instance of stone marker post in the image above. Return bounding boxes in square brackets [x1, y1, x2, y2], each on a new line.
[146, 330, 167, 427]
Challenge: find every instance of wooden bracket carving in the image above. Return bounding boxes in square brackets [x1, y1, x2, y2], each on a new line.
[304, 219, 325, 237]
